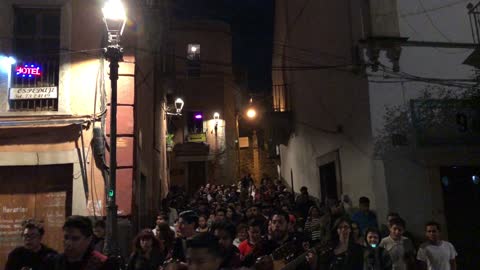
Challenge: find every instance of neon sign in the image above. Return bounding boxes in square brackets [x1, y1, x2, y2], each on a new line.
[16, 64, 42, 78]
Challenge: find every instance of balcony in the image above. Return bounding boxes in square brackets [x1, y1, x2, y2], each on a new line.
[465, 3, 480, 68]
[267, 84, 294, 146]
[8, 57, 59, 111]
[272, 84, 291, 112]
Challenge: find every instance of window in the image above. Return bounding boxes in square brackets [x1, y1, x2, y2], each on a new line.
[187, 111, 204, 134]
[272, 84, 291, 112]
[186, 44, 200, 77]
[10, 8, 60, 111]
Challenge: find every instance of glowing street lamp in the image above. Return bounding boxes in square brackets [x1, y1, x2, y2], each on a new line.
[213, 112, 220, 120]
[175, 98, 184, 114]
[246, 108, 257, 119]
[102, 0, 126, 44]
[167, 98, 185, 116]
[0, 56, 16, 89]
[0, 56, 16, 73]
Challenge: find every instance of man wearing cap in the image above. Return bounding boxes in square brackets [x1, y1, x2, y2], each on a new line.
[172, 210, 199, 263]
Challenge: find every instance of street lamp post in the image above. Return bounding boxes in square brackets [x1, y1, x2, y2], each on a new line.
[102, 0, 126, 257]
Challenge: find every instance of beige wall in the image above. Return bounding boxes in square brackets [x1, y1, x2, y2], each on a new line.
[273, 0, 387, 217]
[366, 0, 477, 237]
[0, 0, 105, 116]
[0, 0, 130, 216]
[369, 0, 400, 37]
[134, 2, 168, 228]
[0, 126, 105, 216]
[173, 20, 232, 76]
[169, 20, 239, 186]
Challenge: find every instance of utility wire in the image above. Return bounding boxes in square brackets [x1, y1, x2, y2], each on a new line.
[401, 16, 471, 54]
[416, 0, 453, 42]
[372, 0, 470, 18]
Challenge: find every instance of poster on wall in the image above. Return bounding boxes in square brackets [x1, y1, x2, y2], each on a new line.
[0, 195, 35, 268]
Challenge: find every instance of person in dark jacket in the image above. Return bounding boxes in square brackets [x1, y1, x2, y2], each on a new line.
[46, 215, 115, 270]
[211, 222, 242, 269]
[363, 227, 392, 270]
[127, 229, 164, 270]
[5, 220, 58, 270]
[93, 220, 106, 253]
[172, 210, 199, 263]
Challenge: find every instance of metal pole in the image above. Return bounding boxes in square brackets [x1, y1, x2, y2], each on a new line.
[236, 112, 241, 177]
[104, 44, 123, 257]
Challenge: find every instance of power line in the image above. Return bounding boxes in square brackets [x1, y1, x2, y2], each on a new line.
[371, 64, 478, 88]
[416, 0, 453, 42]
[372, 0, 470, 18]
[288, 0, 312, 33]
[272, 41, 351, 62]
[400, 11, 471, 54]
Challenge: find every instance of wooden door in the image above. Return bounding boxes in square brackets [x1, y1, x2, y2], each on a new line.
[0, 164, 72, 269]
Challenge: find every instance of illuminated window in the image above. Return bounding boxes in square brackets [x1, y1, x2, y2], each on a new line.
[10, 8, 60, 111]
[186, 44, 200, 77]
[272, 84, 291, 112]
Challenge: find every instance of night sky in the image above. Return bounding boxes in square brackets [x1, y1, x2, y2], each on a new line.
[173, 0, 274, 93]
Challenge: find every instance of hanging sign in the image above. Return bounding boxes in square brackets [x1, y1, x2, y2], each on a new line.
[187, 133, 207, 142]
[9, 87, 58, 100]
[15, 64, 42, 78]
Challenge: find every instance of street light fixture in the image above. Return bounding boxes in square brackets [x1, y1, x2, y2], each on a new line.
[246, 108, 257, 119]
[102, 0, 126, 257]
[102, 0, 126, 44]
[0, 56, 16, 73]
[175, 98, 184, 114]
[213, 112, 220, 120]
[166, 98, 185, 116]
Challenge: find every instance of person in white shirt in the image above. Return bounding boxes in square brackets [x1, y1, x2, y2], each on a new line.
[379, 217, 416, 270]
[417, 221, 457, 270]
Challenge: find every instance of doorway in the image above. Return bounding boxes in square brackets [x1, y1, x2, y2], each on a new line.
[440, 166, 480, 269]
[188, 161, 206, 194]
[319, 162, 338, 204]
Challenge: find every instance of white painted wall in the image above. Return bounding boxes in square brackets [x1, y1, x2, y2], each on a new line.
[273, 0, 390, 218]
[273, 0, 478, 236]
[366, 0, 477, 236]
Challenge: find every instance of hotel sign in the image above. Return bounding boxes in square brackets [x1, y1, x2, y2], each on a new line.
[9, 87, 58, 100]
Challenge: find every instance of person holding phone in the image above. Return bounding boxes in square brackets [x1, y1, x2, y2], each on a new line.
[363, 227, 392, 270]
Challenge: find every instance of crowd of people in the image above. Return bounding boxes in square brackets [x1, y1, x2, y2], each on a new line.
[4, 174, 458, 270]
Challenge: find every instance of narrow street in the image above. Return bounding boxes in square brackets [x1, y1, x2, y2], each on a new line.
[0, 0, 479, 269]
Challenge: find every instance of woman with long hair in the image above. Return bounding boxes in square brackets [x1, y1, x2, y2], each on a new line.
[319, 216, 364, 270]
[226, 206, 239, 224]
[304, 206, 323, 243]
[351, 221, 365, 246]
[127, 229, 164, 270]
[156, 223, 175, 262]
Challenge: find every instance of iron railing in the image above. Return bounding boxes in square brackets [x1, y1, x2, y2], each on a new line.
[9, 57, 59, 111]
